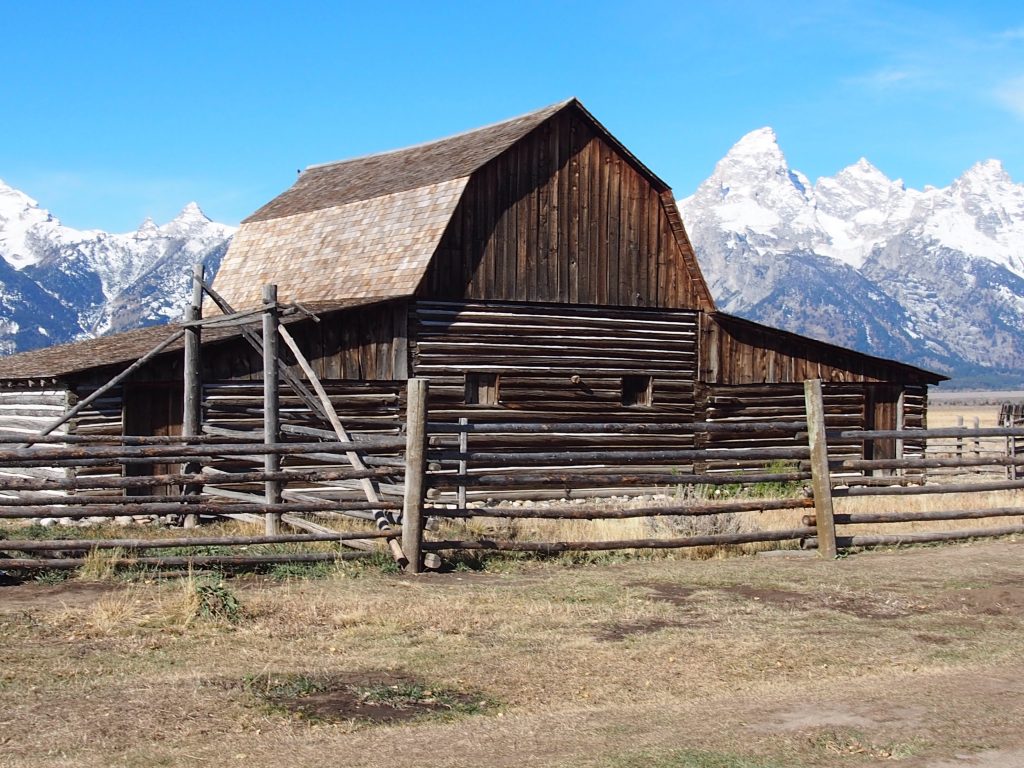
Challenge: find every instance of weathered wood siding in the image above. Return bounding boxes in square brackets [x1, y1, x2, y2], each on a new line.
[411, 300, 700, 493]
[0, 389, 73, 493]
[202, 302, 409, 383]
[700, 313, 936, 385]
[699, 382, 927, 475]
[418, 108, 711, 310]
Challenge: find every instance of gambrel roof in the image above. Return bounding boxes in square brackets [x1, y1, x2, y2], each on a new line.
[213, 98, 714, 310]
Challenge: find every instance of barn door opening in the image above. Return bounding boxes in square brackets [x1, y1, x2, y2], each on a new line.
[864, 385, 900, 473]
[123, 383, 184, 495]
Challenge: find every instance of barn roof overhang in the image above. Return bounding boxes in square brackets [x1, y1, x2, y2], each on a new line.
[0, 299, 391, 383]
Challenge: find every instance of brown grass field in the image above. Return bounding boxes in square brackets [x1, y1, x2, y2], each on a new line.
[2, 399, 1023, 767]
[2, 534, 1024, 767]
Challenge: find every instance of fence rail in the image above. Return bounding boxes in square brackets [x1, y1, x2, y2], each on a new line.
[0, 431, 409, 568]
[1, 376, 1022, 572]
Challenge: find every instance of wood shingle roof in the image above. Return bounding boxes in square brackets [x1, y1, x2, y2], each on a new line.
[212, 98, 675, 311]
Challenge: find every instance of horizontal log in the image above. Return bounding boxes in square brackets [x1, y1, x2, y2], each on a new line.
[0, 499, 401, 519]
[0, 467, 392, 493]
[426, 421, 807, 435]
[832, 476, 923, 487]
[421, 527, 815, 552]
[832, 427, 1024, 440]
[0, 439, 405, 464]
[835, 479, 1024, 497]
[802, 506, 1024, 526]
[430, 470, 810, 490]
[803, 525, 1024, 550]
[0, 433, 263, 445]
[0, 551, 374, 570]
[0, 529, 398, 552]
[429, 447, 810, 465]
[0, 494, 193, 506]
[831, 455, 1024, 471]
[428, 497, 813, 520]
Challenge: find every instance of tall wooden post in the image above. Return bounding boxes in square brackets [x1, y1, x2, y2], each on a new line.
[457, 416, 468, 509]
[895, 389, 905, 477]
[262, 285, 282, 535]
[402, 378, 428, 573]
[182, 264, 204, 528]
[804, 379, 837, 559]
[972, 416, 981, 473]
[955, 415, 964, 466]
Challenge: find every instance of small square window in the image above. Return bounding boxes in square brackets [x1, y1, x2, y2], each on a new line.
[465, 373, 500, 405]
[621, 375, 652, 407]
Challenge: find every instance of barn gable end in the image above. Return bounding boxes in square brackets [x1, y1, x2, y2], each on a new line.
[418, 105, 714, 309]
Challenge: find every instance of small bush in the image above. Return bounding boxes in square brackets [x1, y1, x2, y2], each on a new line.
[192, 581, 243, 623]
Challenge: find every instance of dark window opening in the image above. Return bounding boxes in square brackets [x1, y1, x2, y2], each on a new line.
[621, 375, 653, 407]
[465, 373, 500, 406]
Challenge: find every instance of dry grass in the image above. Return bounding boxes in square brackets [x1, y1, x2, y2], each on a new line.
[3, 539, 1024, 767]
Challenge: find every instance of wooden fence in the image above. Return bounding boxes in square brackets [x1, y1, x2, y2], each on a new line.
[2, 377, 1022, 573]
[400, 380, 1024, 570]
[0, 428, 412, 571]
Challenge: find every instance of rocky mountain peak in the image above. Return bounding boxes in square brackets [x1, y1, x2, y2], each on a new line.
[0, 179, 235, 350]
[680, 126, 1024, 385]
[958, 159, 1012, 187]
[172, 201, 209, 224]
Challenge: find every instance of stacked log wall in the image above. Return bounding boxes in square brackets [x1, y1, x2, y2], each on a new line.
[700, 312, 937, 386]
[411, 299, 700, 495]
[0, 389, 74, 494]
[201, 381, 405, 502]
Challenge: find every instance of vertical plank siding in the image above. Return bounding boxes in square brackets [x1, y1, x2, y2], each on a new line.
[700, 313, 937, 386]
[419, 109, 711, 310]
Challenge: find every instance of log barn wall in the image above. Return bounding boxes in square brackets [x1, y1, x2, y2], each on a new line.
[418, 108, 712, 310]
[0, 389, 74, 494]
[700, 312, 936, 386]
[411, 299, 703, 491]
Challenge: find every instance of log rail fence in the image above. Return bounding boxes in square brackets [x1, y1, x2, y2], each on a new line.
[0, 258, 1021, 581]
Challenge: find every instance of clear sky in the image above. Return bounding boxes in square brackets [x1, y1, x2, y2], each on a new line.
[3, 0, 1023, 232]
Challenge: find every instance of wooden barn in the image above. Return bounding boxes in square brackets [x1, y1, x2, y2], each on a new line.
[0, 98, 944, 490]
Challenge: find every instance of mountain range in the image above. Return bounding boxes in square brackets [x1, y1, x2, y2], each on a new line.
[679, 128, 1024, 387]
[1, 131, 1023, 387]
[0, 180, 233, 355]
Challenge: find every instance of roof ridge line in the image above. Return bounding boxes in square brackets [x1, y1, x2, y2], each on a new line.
[304, 97, 577, 172]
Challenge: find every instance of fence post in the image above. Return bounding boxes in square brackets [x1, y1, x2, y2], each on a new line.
[402, 378, 429, 573]
[956, 415, 964, 466]
[262, 284, 282, 535]
[804, 379, 837, 559]
[457, 416, 468, 509]
[972, 416, 981, 473]
[182, 263, 204, 528]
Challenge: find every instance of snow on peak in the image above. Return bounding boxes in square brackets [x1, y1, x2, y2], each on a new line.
[729, 127, 782, 156]
[680, 125, 1024, 280]
[960, 159, 1011, 185]
[712, 126, 790, 184]
[0, 178, 61, 269]
[837, 157, 894, 185]
[174, 201, 209, 224]
[682, 126, 820, 252]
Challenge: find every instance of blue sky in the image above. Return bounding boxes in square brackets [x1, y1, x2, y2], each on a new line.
[3, 0, 1023, 232]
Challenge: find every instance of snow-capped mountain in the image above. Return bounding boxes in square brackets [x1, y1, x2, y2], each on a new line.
[679, 129, 1024, 385]
[0, 179, 234, 354]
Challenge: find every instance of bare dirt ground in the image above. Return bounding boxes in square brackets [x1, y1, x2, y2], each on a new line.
[3, 539, 1024, 768]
